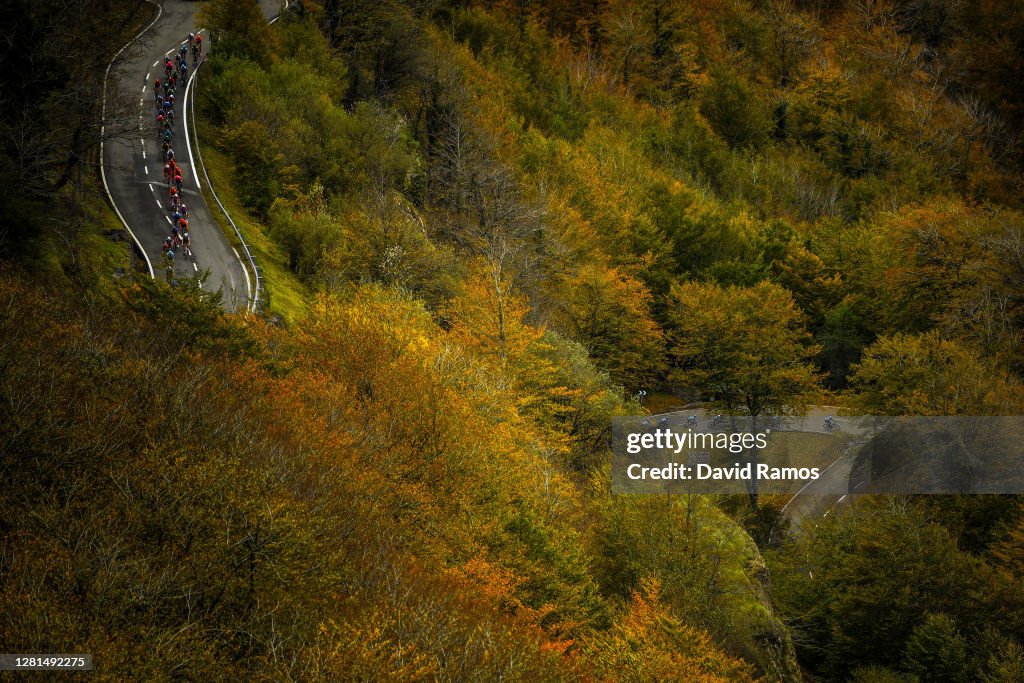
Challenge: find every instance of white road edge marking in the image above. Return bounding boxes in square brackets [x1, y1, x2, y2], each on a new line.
[193, 262, 199, 271]
[165, 216, 173, 225]
[156, 199, 162, 208]
[837, 494, 847, 503]
[142, 85, 146, 93]
[823, 510, 830, 517]
[182, 54, 201, 191]
[100, 0, 162, 278]
[231, 246, 252, 303]
[144, 166, 149, 174]
[779, 447, 852, 516]
[187, 11, 284, 312]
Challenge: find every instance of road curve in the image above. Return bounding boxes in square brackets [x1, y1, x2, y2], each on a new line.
[102, 0, 282, 312]
[657, 406, 860, 535]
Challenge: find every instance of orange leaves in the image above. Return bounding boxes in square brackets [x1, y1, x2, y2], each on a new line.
[447, 556, 526, 607]
[556, 262, 665, 391]
[443, 259, 543, 380]
[583, 577, 756, 682]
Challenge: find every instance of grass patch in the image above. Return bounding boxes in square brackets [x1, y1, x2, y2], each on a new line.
[22, 184, 138, 291]
[193, 122, 309, 325]
[84, 193, 138, 269]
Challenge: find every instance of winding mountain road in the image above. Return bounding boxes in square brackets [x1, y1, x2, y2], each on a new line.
[666, 406, 862, 535]
[103, 0, 282, 312]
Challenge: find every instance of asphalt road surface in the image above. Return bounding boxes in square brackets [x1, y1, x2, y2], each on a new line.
[661, 406, 862, 533]
[103, 0, 282, 312]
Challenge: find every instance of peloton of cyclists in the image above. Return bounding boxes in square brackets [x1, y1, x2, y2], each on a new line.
[156, 29, 209, 276]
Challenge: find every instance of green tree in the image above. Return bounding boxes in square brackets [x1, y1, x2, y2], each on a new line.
[699, 68, 772, 149]
[902, 613, 970, 683]
[769, 497, 1016, 680]
[198, 0, 277, 67]
[849, 331, 1024, 416]
[666, 280, 820, 509]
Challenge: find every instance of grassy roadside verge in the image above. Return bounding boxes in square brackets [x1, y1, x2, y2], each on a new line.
[192, 95, 308, 325]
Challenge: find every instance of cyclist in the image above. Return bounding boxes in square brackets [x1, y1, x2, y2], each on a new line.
[193, 34, 202, 61]
[182, 230, 191, 257]
[174, 171, 183, 192]
[178, 216, 189, 234]
[179, 63, 188, 80]
[165, 147, 174, 163]
[179, 204, 188, 219]
[164, 247, 175, 284]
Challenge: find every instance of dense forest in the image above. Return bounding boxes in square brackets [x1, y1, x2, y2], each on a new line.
[2, 0, 1024, 680]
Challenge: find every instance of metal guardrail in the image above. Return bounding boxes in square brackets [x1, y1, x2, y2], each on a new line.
[184, 0, 291, 313]
[185, 47, 262, 313]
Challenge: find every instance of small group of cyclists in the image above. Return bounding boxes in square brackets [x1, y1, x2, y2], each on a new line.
[155, 32, 202, 271]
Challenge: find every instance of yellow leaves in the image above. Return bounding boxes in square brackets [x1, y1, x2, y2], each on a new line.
[667, 280, 822, 414]
[447, 557, 525, 606]
[314, 617, 439, 682]
[794, 56, 850, 111]
[556, 262, 665, 390]
[850, 331, 1024, 415]
[583, 576, 756, 682]
[443, 258, 543, 379]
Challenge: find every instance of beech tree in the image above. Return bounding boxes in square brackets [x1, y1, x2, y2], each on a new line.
[849, 331, 1024, 416]
[666, 280, 820, 510]
[666, 280, 821, 418]
[556, 263, 665, 392]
